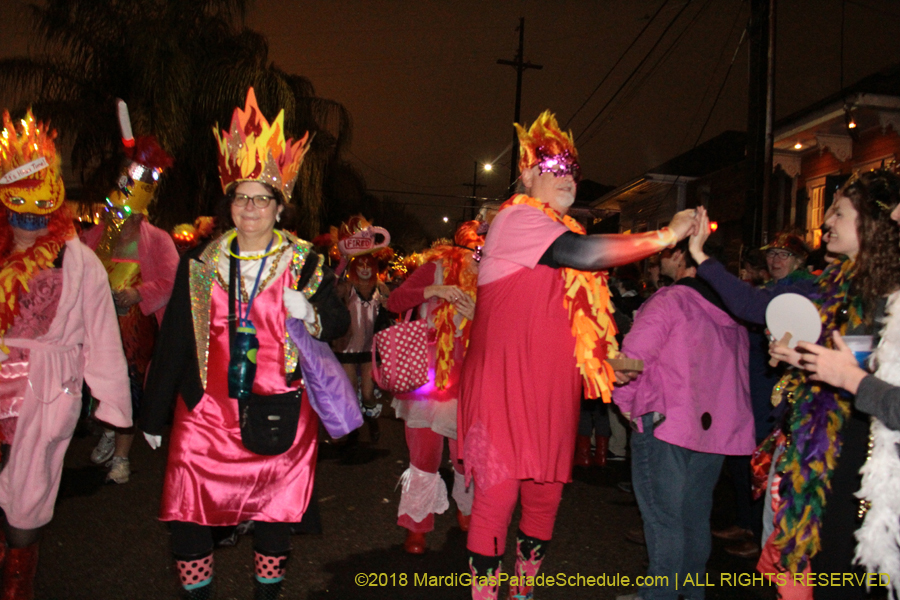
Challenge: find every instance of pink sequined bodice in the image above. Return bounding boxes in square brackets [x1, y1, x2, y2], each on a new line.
[7, 268, 64, 340]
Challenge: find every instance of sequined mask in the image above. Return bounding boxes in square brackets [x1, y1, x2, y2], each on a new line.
[535, 148, 581, 182]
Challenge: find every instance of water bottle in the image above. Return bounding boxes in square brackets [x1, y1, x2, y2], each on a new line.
[228, 325, 259, 401]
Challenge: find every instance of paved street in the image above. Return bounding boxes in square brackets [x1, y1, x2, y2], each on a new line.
[37, 411, 775, 600]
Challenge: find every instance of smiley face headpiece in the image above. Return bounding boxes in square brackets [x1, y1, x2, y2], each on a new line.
[107, 136, 174, 217]
[0, 110, 65, 230]
[514, 110, 581, 182]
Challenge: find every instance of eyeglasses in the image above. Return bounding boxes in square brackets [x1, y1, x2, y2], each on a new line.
[766, 250, 794, 260]
[232, 193, 276, 209]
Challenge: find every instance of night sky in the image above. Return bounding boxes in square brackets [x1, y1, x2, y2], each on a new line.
[3, 0, 900, 236]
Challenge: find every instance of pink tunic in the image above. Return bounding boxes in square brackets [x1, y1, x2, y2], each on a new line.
[81, 219, 180, 326]
[160, 267, 318, 525]
[458, 205, 579, 489]
[0, 239, 131, 529]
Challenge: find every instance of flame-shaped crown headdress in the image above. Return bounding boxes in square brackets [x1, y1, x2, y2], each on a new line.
[213, 88, 311, 203]
[0, 109, 65, 218]
[514, 110, 579, 178]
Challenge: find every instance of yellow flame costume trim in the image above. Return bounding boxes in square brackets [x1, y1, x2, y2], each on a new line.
[514, 110, 578, 175]
[500, 194, 618, 401]
[214, 88, 311, 203]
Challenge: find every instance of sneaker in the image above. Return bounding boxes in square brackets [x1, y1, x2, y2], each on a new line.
[361, 403, 382, 419]
[90, 430, 116, 465]
[106, 456, 130, 484]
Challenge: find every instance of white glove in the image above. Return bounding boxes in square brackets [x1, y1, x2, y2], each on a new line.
[144, 432, 162, 450]
[283, 287, 316, 323]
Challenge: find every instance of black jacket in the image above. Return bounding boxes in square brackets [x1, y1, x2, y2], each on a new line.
[139, 237, 349, 435]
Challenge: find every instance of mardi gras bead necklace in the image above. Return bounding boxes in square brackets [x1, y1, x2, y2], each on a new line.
[225, 230, 284, 260]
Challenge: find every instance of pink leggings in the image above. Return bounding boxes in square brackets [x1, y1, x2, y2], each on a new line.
[398, 425, 463, 532]
[466, 478, 564, 556]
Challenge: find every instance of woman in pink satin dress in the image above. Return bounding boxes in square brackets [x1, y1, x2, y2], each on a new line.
[139, 89, 349, 600]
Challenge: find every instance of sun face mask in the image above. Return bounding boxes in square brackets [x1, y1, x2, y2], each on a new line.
[0, 110, 65, 229]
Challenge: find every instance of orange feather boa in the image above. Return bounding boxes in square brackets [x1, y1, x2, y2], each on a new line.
[499, 194, 619, 401]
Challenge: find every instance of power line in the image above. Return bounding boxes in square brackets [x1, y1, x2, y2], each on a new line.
[680, 0, 748, 148]
[691, 24, 747, 148]
[563, 0, 673, 130]
[368, 188, 498, 204]
[348, 149, 463, 190]
[609, 0, 716, 123]
[576, 0, 694, 145]
[650, 5, 750, 210]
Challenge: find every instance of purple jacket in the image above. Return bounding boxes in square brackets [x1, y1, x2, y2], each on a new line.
[613, 282, 755, 455]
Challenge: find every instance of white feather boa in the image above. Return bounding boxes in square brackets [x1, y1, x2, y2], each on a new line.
[855, 290, 900, 598]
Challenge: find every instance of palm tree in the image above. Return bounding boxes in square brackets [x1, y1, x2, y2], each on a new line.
[0, 0, 351, 237]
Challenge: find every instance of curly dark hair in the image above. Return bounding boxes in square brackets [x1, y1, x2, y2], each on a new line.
[841, 168, 900, 307]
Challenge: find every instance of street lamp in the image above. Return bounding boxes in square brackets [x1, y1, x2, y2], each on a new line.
[464, 162, 493, 220]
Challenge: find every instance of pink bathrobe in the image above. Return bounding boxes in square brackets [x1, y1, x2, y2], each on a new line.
[0, 238, 131, 529]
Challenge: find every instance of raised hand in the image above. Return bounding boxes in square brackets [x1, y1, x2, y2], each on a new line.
[668, 208, 699, 242]
[688, 206, 712, 265]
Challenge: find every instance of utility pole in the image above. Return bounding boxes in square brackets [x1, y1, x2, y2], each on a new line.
[498, 17, 542, 189]
[744, 0, 776, 249]
[462, 161, 486, 220]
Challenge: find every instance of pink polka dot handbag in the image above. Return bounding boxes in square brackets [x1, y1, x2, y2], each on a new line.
[371, 309, 429, 393]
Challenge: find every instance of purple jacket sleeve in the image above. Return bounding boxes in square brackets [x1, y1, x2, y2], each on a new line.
[695, 259, 818, 325]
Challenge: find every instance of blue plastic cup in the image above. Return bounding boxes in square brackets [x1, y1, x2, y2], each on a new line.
[842, 335, 874, 369]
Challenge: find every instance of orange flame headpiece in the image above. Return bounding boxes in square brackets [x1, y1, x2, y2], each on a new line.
[0, 109, 65, 222]
[514, 110, 580, 181]
[213, 88, 311, 203]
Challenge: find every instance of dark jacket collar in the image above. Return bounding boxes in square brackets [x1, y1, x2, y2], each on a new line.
[675, 276, 728, 314]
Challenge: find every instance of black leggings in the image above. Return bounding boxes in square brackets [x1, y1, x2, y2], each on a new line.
[169, 521, 291, 557]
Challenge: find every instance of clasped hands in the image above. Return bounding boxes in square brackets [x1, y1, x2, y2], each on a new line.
[425, 285, 476, 320]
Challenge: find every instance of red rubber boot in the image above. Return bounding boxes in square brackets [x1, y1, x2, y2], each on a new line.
[1, 544, 39, 600]
[574, 435, 592, 467]
[593, 436, 609, 467]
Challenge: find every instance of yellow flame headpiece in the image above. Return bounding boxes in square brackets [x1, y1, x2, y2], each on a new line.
[514, 110, 580, 181]
[214, 88, 311, 203]
[0, 110, 65, 221]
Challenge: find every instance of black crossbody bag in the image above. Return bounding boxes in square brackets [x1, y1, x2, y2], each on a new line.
[228, 247, 301, 456]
